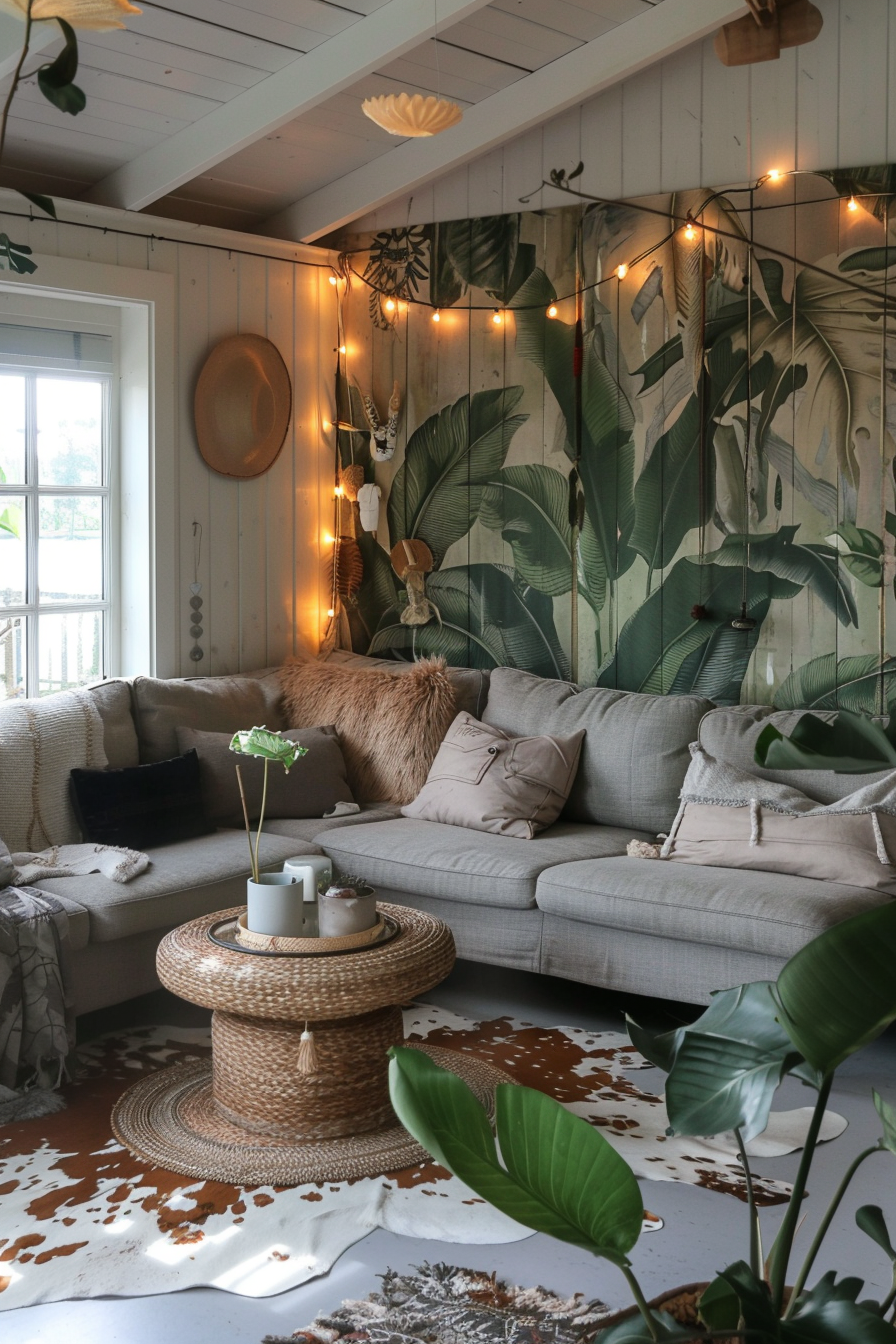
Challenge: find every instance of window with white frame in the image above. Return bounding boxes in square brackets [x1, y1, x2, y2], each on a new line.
[0, 323, 115, 700]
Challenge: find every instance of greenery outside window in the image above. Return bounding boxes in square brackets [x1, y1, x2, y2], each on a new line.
[0, 324, 114, 701]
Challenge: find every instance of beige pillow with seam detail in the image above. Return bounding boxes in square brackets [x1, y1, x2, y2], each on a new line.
[402, 712, 585, 839]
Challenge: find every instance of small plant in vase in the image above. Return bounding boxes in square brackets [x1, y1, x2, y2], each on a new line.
[229, 727, 310, 939]
[318, 870, 378, 938]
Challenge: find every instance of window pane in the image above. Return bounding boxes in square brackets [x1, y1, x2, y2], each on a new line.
[0, 494, 26, 605]
[37, 378, 103, 486]
[38, 610, 102, 695]
[39, 495, 103, 602]
[0, 376, 25, 484]
[0, 614, 24, 700]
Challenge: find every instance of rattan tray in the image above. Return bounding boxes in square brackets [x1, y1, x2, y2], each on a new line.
[207, 909, 399, 957]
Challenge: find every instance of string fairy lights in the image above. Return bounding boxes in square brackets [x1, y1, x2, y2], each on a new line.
[336, 168, 888, 325]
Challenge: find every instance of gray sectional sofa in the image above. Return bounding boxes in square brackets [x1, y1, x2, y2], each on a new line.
[0, 655, 888, 1015]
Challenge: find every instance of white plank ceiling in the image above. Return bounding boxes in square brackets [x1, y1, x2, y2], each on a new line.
[0, 0, 718, 240]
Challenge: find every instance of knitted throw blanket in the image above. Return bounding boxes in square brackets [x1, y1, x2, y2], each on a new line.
[0, 886, 73, 1123]
[0, 689, 107, 853]
[11, 843, 150, 886]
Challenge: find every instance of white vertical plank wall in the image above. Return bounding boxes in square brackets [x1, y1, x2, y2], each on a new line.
[0, 197, 336, 678]
[357, 0, 896, 231]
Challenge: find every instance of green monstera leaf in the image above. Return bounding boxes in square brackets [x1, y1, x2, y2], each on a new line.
[829, 524, 885, 587]
[388, 1047, 645, 1263]
[426, 215, 536, 306]
[701, 526, 858, 628]
[630, 339, 773, 579]
[479, 463, 573, 596]
[774, 653, 896, 713]
[387, 388, 527, 568]
[368, 564, 569, 680]
[597, 553, 798, 698]
[512, 268, 636, 593]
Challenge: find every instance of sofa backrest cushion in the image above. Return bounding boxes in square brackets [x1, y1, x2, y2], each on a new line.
[132, 670, 285, 764]
[699, 705, 896, 803]
[322, 649, 489, 720]
[85, 679, 140, 768]
[482, 668, 713, 833]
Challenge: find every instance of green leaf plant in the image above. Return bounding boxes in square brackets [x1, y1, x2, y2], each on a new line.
[0, 0, 139, 272]
[389, 902, 896, 1343]
[229, 727, 307, 884]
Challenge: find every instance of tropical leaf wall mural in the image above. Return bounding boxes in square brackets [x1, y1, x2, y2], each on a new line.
[333, 169, 896, 708]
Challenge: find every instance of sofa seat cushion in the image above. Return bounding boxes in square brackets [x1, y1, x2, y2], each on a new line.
[263, 802, 404, 843]
[535, 857, 889, 960]
[482, 667, 712, 834]
[318, 819, 655, 910]
[36, 830, 321, 943]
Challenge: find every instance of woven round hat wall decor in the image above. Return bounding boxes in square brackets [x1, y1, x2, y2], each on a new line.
[194, 334, 292, 478]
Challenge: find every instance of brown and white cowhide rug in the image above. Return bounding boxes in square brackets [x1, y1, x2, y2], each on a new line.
[0, 1004, 845, 1310]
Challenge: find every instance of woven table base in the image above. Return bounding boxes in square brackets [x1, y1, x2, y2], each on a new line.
[111, 1044, 513, 1186]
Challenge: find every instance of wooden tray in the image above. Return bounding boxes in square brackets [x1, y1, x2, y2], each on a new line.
[207, 909, 399, 957]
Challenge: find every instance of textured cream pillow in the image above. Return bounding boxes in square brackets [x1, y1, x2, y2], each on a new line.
[664, 746, 896, 893]
[402, 712, 585, 839]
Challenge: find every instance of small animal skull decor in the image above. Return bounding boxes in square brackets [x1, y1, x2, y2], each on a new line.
[390, 538, 438, 627]
[357, 482, 382, 532]
[358, 380, 401, 461]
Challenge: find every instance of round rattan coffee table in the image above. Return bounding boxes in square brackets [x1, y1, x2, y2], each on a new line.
[112, 901, 511, 1185]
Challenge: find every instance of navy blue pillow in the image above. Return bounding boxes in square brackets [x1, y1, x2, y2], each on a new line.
[70, 749, 214, 850]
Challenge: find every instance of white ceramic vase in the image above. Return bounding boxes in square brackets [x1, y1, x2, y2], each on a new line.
[246, 871, 308, 937]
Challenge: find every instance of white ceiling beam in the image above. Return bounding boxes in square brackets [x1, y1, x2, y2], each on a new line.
[81, 0, 497, 213]
[264, 0, 747, 243]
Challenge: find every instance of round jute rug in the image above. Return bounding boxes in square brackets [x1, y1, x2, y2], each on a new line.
[111, 1043, 512, 1186]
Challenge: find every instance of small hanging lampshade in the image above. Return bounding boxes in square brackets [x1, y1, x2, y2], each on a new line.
[361, 92, 462, 137]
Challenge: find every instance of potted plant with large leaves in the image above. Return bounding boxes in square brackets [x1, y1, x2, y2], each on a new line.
[389, 902, 896, 1342]
[230, 726, 308, 938]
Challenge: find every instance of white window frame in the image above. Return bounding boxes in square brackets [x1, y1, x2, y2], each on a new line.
[0, 352, 116, 696]
[0, 258, 176, 678]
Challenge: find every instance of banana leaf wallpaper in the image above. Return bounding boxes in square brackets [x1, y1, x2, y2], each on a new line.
[330, 168, 896, 711]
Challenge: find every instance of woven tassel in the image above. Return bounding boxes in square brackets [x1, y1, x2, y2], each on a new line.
[297, 1025, 319, 1076]
[750, 799, 762, 846]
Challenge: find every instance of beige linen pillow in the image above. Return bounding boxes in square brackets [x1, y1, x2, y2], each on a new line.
[402, 712, 585, 839]
[278, 657, 456, 805]
[175, 726, 354, 826]
[664, 746, 896, 894]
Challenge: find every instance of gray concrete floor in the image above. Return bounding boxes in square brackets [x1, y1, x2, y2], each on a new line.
[4, 959, 896, 1343]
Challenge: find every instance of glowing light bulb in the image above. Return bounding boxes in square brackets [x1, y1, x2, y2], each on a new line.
[338, 344, 346, 354]
[432, 309, 440, 323]
[323, 532, 335, 545]
[492, 310, 503, 326]
[684, 223, 696, 241]
[616, 264, 628, 280]
[384, 298, 396, 312]
[326, 607, 335, 618]
[334, 485, 344, 498]
[321, 420, 330, 431]
[546, 304, 558, 318]
[328, 274, 338, 286]
[768, 169, 782, 182]
[847, 195, 859, 212]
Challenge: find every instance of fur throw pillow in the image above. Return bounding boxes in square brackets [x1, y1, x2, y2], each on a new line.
[277, 657, 457, 805]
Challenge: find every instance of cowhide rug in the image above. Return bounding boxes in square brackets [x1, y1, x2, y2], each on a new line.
[0, 1004, 846, 1310]
[268, 1260, 616, 1343]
